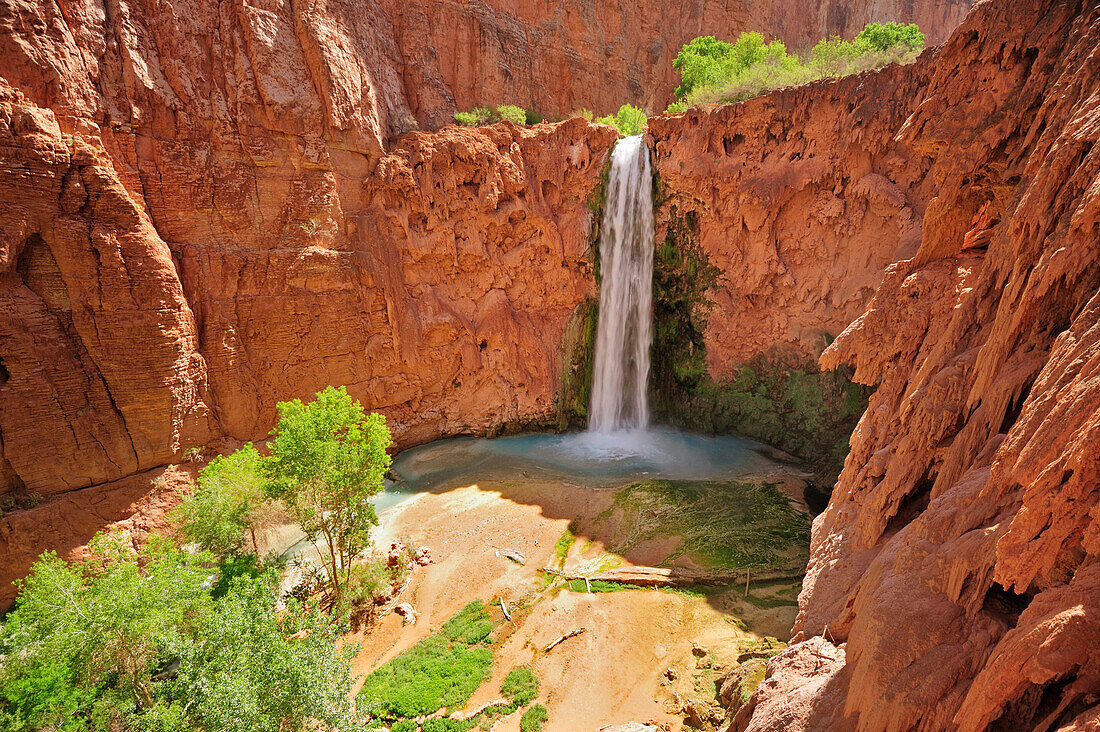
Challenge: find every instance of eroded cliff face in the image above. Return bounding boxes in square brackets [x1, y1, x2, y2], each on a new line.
[730, 0, 1100, 728]
[649, 57, 935, 377]
[393, 0, 973, 128]
[0, 3, 616, 606]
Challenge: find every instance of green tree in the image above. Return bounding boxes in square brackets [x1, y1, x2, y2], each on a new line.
[672, 35, 734, 98]
[264, 386, 393, 601]
[0, 534, 213, 728]
[172, 442, 266, 559]
[163, 573, 357, 732]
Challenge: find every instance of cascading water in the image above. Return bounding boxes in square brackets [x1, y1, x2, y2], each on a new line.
[588, 135, 655, 433]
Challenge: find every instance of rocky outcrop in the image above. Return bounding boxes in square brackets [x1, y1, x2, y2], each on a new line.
[732, 0, 1100, 728]
[0, 84, 614, 500]
[649, 55, 934, 377]
[393, 0, 973, 127]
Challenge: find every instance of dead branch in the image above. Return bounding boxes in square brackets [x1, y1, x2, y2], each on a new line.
[544, 627, 586, 652]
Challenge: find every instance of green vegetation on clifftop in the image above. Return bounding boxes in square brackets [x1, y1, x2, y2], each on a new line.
[666, 22, 925, 111]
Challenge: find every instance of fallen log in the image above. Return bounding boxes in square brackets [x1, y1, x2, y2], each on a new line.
[543, 627, 586, 652]
[499, 597, 512, 621]
[543, 565, 804, 588]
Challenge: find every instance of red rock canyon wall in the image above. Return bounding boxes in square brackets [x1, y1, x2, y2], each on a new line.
[730, 0, 1100, 728]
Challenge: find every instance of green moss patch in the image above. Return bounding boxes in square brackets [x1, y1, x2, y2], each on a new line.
[596, 480, 810, 570]
[357, 601, 494, 722]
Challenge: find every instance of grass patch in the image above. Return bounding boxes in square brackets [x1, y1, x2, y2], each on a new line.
[553, 530, 576, 569]
[357, 601, 494, 722]
[501, 667, 539, 706]
[520, 704, 549, 732]
[596, 480, 811, 570]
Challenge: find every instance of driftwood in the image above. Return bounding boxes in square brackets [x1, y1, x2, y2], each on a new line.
[543, 627, 586, 652]
[494, 548, 527, 565]
[543, 565, 803, 588]
[499, 597, 512, 621]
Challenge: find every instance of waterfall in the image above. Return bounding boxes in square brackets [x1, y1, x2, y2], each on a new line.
[588, 135, 655, 433]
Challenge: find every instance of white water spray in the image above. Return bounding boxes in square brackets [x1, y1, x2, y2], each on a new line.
[588, 135, 655, 433]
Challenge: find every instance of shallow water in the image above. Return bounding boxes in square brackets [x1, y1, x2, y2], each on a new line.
[278, 427, 788, 560]
[388, 427, 785, 494]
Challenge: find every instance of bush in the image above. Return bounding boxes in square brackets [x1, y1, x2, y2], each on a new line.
[596, 104, 647, 136]
[390, 721, 418, 732]
[500, 667, 539, 707]
[357, 601, 494, 721]
[454, 105, 528, 127]
[494, 104, 527, 125]
[346, 555, 397, 606]
[669, 23, 924, 107]
[520, 703, 548, 732]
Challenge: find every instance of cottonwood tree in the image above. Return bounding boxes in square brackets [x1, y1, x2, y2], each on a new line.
[264, 385, 393, 602]
[172, 442, 271, 559]
[0, 534, 359, 732]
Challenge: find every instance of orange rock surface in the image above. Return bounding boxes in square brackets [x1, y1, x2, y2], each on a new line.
[649, 57, 935, 375]
[393, 0, 972, 127]
[731, 0, 1100, 728]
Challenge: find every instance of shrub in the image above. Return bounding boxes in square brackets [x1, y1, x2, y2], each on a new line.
[669, 23, 924, 107]
[357, 601, 494, 721]
[494, 104, 527, 124]
[596, 104, 647, 136]
[856, 21, 924, 51]
[520, 704, 548, 732]
[346, 555, 395, 606]
[500, 667, 539, 707]
[422, 719, 477, 732]
[391, 721, 418, 732]
[454, 105, 528, 127]
[441, 600, 493, 645]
